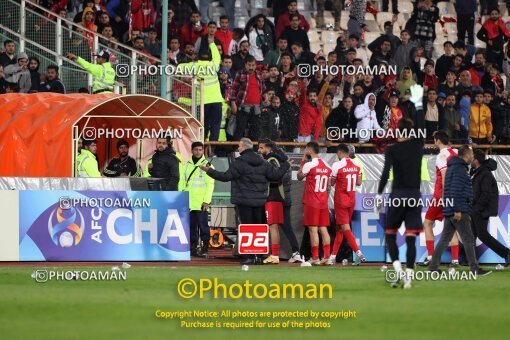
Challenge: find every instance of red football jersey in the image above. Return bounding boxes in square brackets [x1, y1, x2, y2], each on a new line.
[331, 157, 361, 208]
[433, 147, 458, 199]
[302, 157, 332, 208]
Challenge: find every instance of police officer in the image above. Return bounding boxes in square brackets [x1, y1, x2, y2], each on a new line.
[144, 137, 180, 191]
[104, 139, 140, 177]
[177, 36, 223, 141]
[180, 142, 215, 257]
[76, 139, 101, 177]
[65, 49, 115, 94]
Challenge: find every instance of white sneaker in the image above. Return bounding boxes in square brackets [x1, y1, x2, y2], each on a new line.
[307, 258, 321, 266]
[403, 269, 413, 289]
[319, 258, 334, 266]
[329, 255, 337, 264]
[288, 252, 304, 263]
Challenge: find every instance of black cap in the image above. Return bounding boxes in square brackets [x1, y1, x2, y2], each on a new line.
[389, 89, 400, 98]
[347, 48, 356, 54]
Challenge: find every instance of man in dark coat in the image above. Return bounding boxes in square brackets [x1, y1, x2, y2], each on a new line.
[428, 145, 492, 276]
[148, 137, 180, 191]
[471, 149, 510, 266]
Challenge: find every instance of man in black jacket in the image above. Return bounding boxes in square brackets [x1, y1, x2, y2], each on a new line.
[148, 137, 180, 191]
[429, 146, 492, 276]
[471, 150, 510, 266]
[104, 139, 139, 177]
[258, 139, 303, 264]
[199, 138, 290, 263]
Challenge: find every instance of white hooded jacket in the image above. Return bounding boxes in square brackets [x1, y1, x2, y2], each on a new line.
[354, 93, 382, 142]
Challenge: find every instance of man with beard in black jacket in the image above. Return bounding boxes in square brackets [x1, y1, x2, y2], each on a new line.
[147, 137, 180, 191]
[471, 149, 510, 266]
[258, 139, 303, 264]
[325, 95, 357, 150]
[200, 138, 290, 264]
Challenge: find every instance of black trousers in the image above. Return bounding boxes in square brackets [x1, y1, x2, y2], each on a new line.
[237, 205, 265, 224]
[282, 205, 300, 253]
[190, 210, 210, 243]
[457, 13, 475, 45]
[233, 105, 261, 141]
[382, 0, 399, 14]
[471, 214, 509, 259]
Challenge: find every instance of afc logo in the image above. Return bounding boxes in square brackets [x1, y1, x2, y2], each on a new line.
[238, 224, 269, 255]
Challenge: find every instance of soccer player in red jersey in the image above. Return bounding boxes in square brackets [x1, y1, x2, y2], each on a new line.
[421, 130, 460, 266]
[330, 144, 366, 265]
[297, 141, 332, 266]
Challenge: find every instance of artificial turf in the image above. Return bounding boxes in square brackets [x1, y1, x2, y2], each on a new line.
[0, 265, 508, 339]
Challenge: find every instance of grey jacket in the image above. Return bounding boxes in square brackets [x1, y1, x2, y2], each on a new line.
[391, 40, 419, 73]
[4, 64, 31, 93]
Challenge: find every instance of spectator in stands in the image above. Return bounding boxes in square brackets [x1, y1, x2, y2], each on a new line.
[355, 92, 381, 143]
[494, 93, 510, 143]
[230, 55, 265, 140]
[0, 65, 7, 94]
[482, 66, 505, 97]
[28, 57, 41, 93]
[421, 60, 438, 92]
[480, 0, 499, 16]
[468, 51, 487, 87]
[386, 90, 404, 133]
[391, 30, 418, 74]
[131, 0, 157, 33]
[231, 40, 251, 75]
[4, 52, 31, 93]
[0, 40, 17, 69]
[459, 91, 472, 137]
[181, 11, 207, 47]
[347, 0, 368, 39]
[160, 8, 180, 39]
[368, 19, 400, 54]
[216, 16, 233, 58]
[260, 93, 281, 141]
[74, 0, 94, 23]
[170, 0, 195, 28]
[228, 28, 247, 56]
[470, 92, 494, 144]
[477, 8, 510, 70]
[218, 66, 232, 98]
[438, 70, 460, 98]
[326, 95, 357, 142]
[279, 88, 300, 144]
[435, 41, 454, 83]
[424, 88, 444, 140]
[181, 42, 196, 63]
[455, 0, 476, 46]
[316, 0, 342, 31]
[411, 0, 439, 59]
[276, 0, 310, 38]
[97, 10, 112, 34]
[133, 37, 153, 63]
[195, 22, 221, 56]
[443, 94, 462, 141]
[263, 36, 289, 66]
[278, 52, 295, 78]
[369, 37, 392, 67]
[267, 0, 288, 27]
[247, 15, 274, 62]
[221, 55, 233, 72]
[352, 82, 365, 107]
[100, 25, 115, 42]
[450, 54, 464, 75]
[348, 35, 368, 66]
[458, 69, 483, 94]
[265, 65, 281, 93]
[42, 65, 66, 94]
[282, 14, 310, 52]
[79, 7, 98, 35]
[144, 28, 161, 58]
[453, 41, 472, 68]
[382, 0, 399, 17]
[92, 0, 107, 13]
[291, 42, 315, 66]
[168, 37, 185, 64]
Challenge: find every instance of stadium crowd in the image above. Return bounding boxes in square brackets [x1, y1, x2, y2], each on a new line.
[1, 0, 510, 147]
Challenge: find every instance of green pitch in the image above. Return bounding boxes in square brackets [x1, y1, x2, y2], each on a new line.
[0, 265, 508, 339]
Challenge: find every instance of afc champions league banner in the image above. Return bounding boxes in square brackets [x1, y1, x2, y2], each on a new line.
[19, 191, 190, 261]
[351, 194, 510, 264]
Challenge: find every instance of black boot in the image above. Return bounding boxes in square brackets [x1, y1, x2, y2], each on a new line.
[190, 242, 198, 257]
[199, 242, 209, 258]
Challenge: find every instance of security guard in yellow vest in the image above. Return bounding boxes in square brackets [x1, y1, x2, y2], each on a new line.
[177, 37, 223, 141]
[66, 49, 115, 94]
[179, 142, 215, 257]
[76, 139, 102, 177]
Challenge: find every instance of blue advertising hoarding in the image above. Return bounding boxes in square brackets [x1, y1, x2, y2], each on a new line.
[19, 191, 190, 261]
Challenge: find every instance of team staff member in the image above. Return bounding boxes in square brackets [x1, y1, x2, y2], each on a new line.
[180, 142, 215, 257]
[199, 138, 290, 265]
[104, 139, 140, 177]
[76, 139, 101, 177]
[428, 146, 492, 276]
[145, 137, 180, 191]
[471, 149, 510, 266]
[177, 36, 223, 142]
[65, 49, 115, 94]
